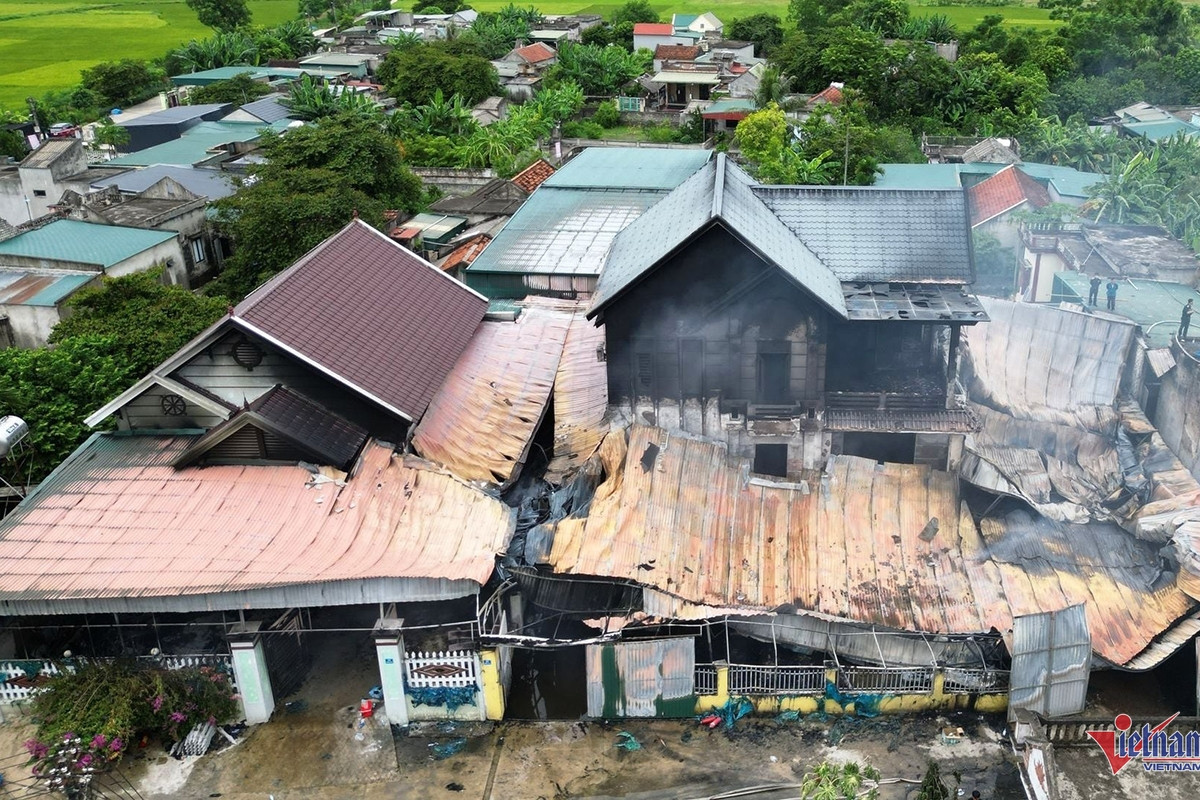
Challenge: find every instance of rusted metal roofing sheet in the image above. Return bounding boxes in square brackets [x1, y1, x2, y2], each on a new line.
[963, 298, 1135, 424]
[548, 426, 1197, 667]
[412, 301, 572, 486]
[546, 310, 609, 484]
[1146, 347, 1177, 378]
[0, 434, 514, 614]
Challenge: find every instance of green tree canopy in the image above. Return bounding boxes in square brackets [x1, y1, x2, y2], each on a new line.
[187, 73, 273, 105]
[210, 114, 425, 299]
[610, 0, 658, 25]
[185, 0, 251, 33]
[79, 60, 167, 109]
[728, 14, 785, 57]
[378, 44, 501, 106]
[545, 42, 650, 95]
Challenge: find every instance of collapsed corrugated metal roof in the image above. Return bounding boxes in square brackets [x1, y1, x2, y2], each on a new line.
[0, 434, 514, 615]
[963, 298, 1135, 425]
[412, 299, 608, 487]
[545, 425, 1196, 667]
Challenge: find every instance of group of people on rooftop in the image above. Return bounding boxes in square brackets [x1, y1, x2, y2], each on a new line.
[1088, 273, 1196, 339]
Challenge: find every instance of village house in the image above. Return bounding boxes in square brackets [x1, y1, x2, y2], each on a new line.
[55, 178, 224, 286]
[0, 138, 124, 223]
[672, 11, 723, 39]
[0, 217, 185, 347]
[220, 94, 296, 125]
[104, 119, 293, 170]
[494, 41, 558, 80]
[632, 22, 696, 53]
[114, 104, 232, 153]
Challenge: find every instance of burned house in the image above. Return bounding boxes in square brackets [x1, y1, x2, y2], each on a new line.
[591, 154, 985, 474]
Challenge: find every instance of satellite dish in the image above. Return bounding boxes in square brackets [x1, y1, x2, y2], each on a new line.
[0, 415, 29, 459]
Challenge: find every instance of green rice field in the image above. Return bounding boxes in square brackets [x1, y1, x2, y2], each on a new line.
[1, 1, 1060, 112]
[0, 0, 295, 111]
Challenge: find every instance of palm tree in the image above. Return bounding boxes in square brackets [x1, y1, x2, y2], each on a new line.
[1086, 150, 1168, 224]
[412, 90, 477, 138]
[754, 67, 790, 109]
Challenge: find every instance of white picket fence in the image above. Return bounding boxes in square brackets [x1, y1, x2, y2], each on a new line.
[404, 650, 479, 689]
[0, 655, 236, 705]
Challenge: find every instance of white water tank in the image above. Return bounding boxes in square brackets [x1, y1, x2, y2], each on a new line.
[0, 415, 28, 458]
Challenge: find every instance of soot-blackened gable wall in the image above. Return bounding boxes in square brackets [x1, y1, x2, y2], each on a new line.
[602, 224, 830, 407]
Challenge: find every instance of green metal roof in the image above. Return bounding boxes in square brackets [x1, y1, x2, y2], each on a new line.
[170, 67, 269, 86]
[702, 98, 756, 116]
[1120, 119, 1200, 142]
[544, 147, 711, 190]
[673, 13, 698, 26]
[875, 162, 1102, 199]
[0, 219, 176, 268]
[1052, 271, 1200, 347]
[106, 120, 291, 167]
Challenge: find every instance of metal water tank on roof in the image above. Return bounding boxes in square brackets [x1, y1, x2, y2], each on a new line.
[0, 415, 28, 458]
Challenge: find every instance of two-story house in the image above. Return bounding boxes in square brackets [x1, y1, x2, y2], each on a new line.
[589, 154, 987, 475]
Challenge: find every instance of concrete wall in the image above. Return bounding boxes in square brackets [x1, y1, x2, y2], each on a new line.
[0, 302, 68, 349]
[105, 238, 190, 285]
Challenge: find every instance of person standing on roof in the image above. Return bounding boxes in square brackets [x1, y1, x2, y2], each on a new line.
[1182, 299, 1195, 340]
[1106, 278, 1119, 311]
[1089, 273, 1102, 306]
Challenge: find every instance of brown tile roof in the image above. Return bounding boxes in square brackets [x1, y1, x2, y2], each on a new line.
[515, 42, 556, 63]
[235, 220, 488, 422]
[440, 234, 491, 272]
[808, 82, 844, 107]
[511, 158, 556, 193]
[654, 44, 700, 61]
[967, 165, 1053, 226]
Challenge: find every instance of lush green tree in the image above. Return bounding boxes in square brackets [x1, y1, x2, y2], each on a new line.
[841, 0, 909, 37]
[185, 0, 251, 32]
[754, 66, 791, 108]
[187, 73, 272, 105]
[50, 270, 227, 376]
[788, 0, 853, 31]
[168, 32, 259, 73]
[544, 42, 650, 95]
[610, 0, 658, 25]
[728, 14, 785, 57]
[0, 126, 27, 160]
[0, 337, 141, 489]
[210, 114, 425, 298]
[593, 99, 621, 128]
[91, 119, 131, 151]
[379, 44, 501, 106]
[283, 75, 382, 121]
[80, 60, 167, 109]
[460, 5, 540, 60]
[897, 13, 957, 43]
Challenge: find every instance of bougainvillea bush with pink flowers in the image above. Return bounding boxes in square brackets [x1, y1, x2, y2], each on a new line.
[26, 659, 238, 773]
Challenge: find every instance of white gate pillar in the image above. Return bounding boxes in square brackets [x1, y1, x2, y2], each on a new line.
[228, 622, 275, 724]
[374, 617, 408, 726]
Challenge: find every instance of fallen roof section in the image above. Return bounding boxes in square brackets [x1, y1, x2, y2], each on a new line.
[546, 425, 1197, 667]
[963, 298, 1135, 425]
[413, 299, 608, 487]
[0, 434, 514, 615]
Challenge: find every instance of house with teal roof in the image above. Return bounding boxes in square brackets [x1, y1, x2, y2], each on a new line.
[0, 219, 184, 347]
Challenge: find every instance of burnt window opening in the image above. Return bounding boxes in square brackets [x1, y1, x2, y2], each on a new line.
[680, 338, 703, 397]
[840, 432, 916, 465]
[756, 342, 790, 404]
[633, 340, 655, 395]
[32, 189, 46, 198]
[753, 443, 788, 477]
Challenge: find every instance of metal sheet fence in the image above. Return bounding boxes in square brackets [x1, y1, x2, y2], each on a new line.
[1, 654, 236, 705]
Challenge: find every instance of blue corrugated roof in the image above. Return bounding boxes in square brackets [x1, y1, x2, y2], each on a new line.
[89, 164, 236, 200]
[543, 147, 712, 190]
[117, 104, 230, 127]
[0, 219, 176, 268]
[106, 120, 290, 167]
[1120, 119, 1200, 142]
[876, 162, 1102, 199]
